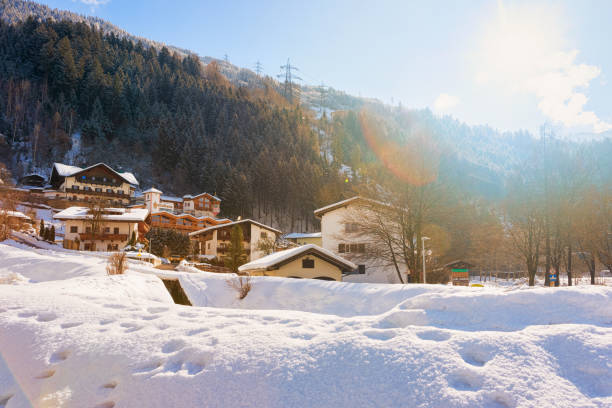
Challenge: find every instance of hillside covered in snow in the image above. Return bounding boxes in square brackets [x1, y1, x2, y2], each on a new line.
[0, 242, 610, 407]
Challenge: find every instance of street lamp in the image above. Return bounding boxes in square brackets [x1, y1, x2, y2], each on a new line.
[422, 236, 430, 284]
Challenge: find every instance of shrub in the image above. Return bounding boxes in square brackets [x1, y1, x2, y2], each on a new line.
[226, 273, 252, 300]
[107, 252, 128, 275]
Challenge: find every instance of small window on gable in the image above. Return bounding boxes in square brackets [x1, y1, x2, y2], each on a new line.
[260, 231, 267, 239]
[70, 226, 78, 233]
[302, 258, 315, 268]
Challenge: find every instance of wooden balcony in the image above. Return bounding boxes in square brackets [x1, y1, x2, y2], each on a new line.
[150, 221, 204, 232]
[65, 187, 129, 198]
[79, 233, 128, 241]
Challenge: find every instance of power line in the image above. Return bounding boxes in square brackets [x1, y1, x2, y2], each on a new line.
[277, 58, 302, 104]
[255, 60, 263, 76]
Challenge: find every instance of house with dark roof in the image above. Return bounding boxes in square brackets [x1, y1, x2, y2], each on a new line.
[48, 162, 139, 206]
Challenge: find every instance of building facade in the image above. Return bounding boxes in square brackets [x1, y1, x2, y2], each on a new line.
[150, 211, 230, 233]
[54, 207, 149, 251]
[315, 196, 406, 284]
[238, 244, 356, 281]
[49, 163, 139, 206]
[143, 188, 221, 218]
[189, 219, 281, 262]
[283, 232, 322, 246]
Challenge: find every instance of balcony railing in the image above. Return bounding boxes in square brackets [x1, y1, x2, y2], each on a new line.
[79, 233, 128, 241]
[66, 187, 129, 198]
[75, 177, 122, 187]
[150, 221, 203, 232]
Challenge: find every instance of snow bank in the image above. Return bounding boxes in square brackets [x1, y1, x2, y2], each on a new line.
[0, 242, 611, 408]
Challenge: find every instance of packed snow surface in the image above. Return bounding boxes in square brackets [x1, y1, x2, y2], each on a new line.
[0, 242, 611, 408]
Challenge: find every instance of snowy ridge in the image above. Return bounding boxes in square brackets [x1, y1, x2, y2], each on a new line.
[0, 242, 611, 408]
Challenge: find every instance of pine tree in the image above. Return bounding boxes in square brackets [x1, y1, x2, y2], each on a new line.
[39, 219, 45, 237]
[224, 224, 247, 273]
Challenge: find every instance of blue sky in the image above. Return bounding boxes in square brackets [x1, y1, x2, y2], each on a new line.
[38, 0, 612, 137]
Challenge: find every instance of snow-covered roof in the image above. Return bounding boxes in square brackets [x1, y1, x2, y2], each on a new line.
[239, 244, 356, 272]
[0, 210, 31, 220]
[314, 196, 362, 217]
[284, 232, 322, 239]
[189, 219, 281, 237]
[143, 187, 163, 194]
[161, 195, 183, 203]
[186, 192, 221, 202]
[151, 211, 230, 223]
[52, 162, 139, 186]
[53, 207, 149, 222]
[53, 163, 82, 177]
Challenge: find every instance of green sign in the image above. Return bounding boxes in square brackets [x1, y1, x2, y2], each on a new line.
[451, 268, 469, 272]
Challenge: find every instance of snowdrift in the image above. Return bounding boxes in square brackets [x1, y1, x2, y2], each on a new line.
[0, 242, 611, 408]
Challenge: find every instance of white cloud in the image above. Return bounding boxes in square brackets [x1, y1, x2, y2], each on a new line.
[433, 93, 459, 113]
[475, 1, 611, 133]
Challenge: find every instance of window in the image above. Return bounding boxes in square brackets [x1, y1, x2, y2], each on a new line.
[358, 265, 366, 274]
[118, 190, 124, 195]
[82, 175, 86, 180]
[302, 258, 315, 268]
[152, 216, 160, 222]
[95, 188, 102, 192]
[114, 227, 119, 234]
[161, 217, 170, 224]
[72, 185, 79, 190]
[103, 177, 107, 182]
[345, 223, 359, 233]
[358, 243, 366, 253]
[104, 227, 110, 234]
[260, 231, 267, 239]
[106, 189, 112, 193]
[338, 243, 346, 253]
[207, 242, 211, 250]
[92, 176, 96, 181]
[70, 226, 78, 233]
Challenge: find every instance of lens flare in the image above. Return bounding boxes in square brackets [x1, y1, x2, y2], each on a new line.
[358, 110, 439, 186]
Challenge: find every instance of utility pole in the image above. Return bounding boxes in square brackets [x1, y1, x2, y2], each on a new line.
[255, 60, 263, 76]
[224, 54, 229, 63]
[422, 236, 430, 283]
[277, 58, 302, 104]
[318, 82, 327, 115]
[541, 124, 552, 287]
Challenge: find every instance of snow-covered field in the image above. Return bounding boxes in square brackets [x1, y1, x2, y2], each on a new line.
[0, 242, 611, 407]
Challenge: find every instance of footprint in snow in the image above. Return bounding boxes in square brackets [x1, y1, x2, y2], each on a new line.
[448, 368, 483, 391]
[120, 322, 143, 333]
[457, 343, 495, 367]
[141, 314, 161, 321]
[50, 350, 70, 363]
[187, 328, 209, 336]
[35, 369, 56, 379]
[147, 306, 169, 314]
[362, 330, 397, 341]
[99, 319, 115, 325]
[17, 311, 37, 318]
[60, 321, 83, 329]
[416, 330, 451, 342]
[134, 359, 165, 374]
[162, 339, 187, 353]
[36, 312, 58, 322]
